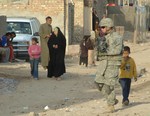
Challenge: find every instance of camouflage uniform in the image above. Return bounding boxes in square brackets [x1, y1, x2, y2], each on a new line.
[95, 18, 123, 110]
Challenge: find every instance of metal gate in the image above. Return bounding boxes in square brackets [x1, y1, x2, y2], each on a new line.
[68, 2, 74, 45]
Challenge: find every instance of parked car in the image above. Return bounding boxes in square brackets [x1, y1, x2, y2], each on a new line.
[7, 17, 41, 60]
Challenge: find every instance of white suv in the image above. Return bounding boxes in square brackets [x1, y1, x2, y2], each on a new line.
[7, 17, 40, 60]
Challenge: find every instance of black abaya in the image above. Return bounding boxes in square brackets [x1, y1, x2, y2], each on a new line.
[47, 30, 66, 78]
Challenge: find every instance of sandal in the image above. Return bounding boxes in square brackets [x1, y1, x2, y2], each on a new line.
[56, 77, 62, 81]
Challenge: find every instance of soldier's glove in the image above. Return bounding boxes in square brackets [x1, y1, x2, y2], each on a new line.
[134, 78, 137, 82]
[95, 82, 104, 91]
[99, 37, 108, 53]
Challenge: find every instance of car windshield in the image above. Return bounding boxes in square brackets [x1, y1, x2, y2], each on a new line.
[7, 22, 32, 35]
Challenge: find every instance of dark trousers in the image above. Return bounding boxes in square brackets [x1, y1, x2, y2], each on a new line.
[79, 56, 88, 67]
[30, 58, 39, 78]
[119, 78, 131, 102]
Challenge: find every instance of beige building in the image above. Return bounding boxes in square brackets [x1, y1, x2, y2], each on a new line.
[0, 0, 105, 52]
[0, 0, 83, 54]
[0, 0, 84, 43]
[0, 0, 149, 46]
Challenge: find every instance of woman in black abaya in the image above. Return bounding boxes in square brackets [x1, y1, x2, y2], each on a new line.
[47, 27, 66, 80]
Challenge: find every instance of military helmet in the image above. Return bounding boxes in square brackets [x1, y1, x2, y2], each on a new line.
[99, 18, 114, 28]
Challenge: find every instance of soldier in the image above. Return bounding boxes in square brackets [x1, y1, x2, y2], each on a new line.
[95, 18, 123, 113]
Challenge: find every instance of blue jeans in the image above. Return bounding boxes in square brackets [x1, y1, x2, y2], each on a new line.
[119, 78, 131, 102]
[30, 58, 39, 79]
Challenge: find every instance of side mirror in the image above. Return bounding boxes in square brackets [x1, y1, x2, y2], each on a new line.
[33, 32, 39, 36]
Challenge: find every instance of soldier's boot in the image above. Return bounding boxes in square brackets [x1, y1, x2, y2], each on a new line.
[107, 105, 115, 113]
[114, 99, 119, 105]
[107, 99, 118, 113]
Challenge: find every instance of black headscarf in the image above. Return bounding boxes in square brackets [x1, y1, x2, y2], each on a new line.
[54, 27, 66, 53]
[48, 27, 66, 55]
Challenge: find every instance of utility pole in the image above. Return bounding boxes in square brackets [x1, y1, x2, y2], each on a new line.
[133, 0, 147, 43]
[133, 14, 138, 44]
[133, 0, 139, 44]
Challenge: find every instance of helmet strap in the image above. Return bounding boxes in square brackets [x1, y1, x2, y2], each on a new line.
[106, 27, 114, 34]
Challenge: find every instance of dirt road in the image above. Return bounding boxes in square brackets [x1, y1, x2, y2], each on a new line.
[0, 42, 150, 116]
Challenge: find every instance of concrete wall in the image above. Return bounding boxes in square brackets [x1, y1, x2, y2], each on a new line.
[0, 16, 7, 37]
[73, 0, 84, 44]
[93, 0, 107, 21]
[83, 7, 92, 35]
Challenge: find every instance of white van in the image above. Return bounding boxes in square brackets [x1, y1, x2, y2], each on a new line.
[7, 17, 40, 60]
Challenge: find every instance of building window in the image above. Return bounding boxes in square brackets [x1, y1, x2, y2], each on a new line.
[118, 0, 135, 6]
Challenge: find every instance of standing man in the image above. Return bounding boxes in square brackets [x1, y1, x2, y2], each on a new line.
[95, 18, 123, 113]
[39, 16, 52, 69]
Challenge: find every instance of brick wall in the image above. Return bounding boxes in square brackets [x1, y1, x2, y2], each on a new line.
[0, 0, 84, 44]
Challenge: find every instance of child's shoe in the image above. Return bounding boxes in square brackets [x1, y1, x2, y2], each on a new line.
[122, 100, 129, 106]
[56, 77, 62, 81]
[114, 99, 119, 105]
[34, 78, 39, 80]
